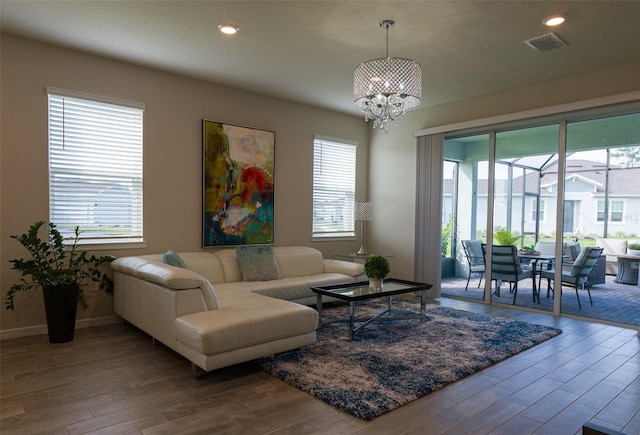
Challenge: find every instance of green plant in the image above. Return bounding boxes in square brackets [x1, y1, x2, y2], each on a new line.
[441, 213, 454, 257]
[364, 255, 390, 280]
[493, 228, 520, 246]
[6, 221, 115, 310]
[629, 243, 640, 250]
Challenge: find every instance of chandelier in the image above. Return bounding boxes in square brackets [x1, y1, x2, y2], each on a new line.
[353, 19, 422, 133]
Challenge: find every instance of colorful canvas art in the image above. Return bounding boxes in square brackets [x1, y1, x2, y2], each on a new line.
[202, 120, 275, 246]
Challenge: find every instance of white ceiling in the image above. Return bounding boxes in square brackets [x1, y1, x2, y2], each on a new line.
[2, 1, 639, 117]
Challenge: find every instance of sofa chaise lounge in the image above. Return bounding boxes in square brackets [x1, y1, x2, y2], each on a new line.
[110, 246, 365, 375]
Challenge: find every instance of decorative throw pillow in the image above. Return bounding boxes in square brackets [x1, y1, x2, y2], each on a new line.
[236, 245, 281, 282]
[162, 250, 187, 268]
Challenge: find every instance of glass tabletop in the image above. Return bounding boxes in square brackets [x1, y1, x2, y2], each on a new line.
[311, 278, 432, 301]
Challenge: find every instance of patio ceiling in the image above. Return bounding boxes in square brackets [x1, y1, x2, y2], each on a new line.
[445, 112, 640, 170]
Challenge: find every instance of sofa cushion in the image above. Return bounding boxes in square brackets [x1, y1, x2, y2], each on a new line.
[215, 249, 243, 283]
[534, 242, 555, 255]
[570, 249, 587, 277]
[236, 245, 281, 281]
[566, 242, 582, 262]
[274, 246, 324, 277]
[162, 250, 186, 268]
[177, 253, 226, 284]
[596, 238, 627, 256]
[174, 293, 317, 355]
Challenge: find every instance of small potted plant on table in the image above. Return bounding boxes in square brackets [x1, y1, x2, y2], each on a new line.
[6, 221, 115, 343]
[628, 243, 640, 256]
[364, 255, 390, 291]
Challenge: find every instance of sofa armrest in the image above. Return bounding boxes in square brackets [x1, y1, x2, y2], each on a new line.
[323, 259, 365, 277]
[112, 257, 206, 288]
[111, 257, 219, 309]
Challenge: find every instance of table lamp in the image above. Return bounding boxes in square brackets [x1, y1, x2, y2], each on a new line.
[355, 201, 372, 255]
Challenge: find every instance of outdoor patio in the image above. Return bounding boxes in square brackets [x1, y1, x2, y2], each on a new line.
[441, 274, 640, 327]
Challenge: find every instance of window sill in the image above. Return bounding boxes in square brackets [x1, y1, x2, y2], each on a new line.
[311, 235, 356, 242]
[74, 240, 148, 251]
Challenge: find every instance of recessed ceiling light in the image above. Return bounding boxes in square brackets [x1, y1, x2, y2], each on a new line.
[218, 24, 239, 35]
[543, 15, 566, 27]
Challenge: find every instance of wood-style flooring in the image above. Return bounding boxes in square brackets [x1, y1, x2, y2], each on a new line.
[1, 297, 639, 434]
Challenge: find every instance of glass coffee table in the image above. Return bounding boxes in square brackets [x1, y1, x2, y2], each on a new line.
[311, 278, 433, 340]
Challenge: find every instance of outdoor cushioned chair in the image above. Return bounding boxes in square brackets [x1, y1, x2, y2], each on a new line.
[485, 245, 534, 305]
[529, 241, 567, 288]
[461, 240, 485, 291]
[540, 246, 604, 309]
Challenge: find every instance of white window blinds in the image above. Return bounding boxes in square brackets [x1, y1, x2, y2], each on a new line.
[48, 90, 144, 242]
[312, 136, 357, 237]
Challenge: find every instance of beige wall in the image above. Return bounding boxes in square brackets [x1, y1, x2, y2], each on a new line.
[0, 34, 369, 333]
[368, 60, 640, 281]
[2, 32, 638, 335]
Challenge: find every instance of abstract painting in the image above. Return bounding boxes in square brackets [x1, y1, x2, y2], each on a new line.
[202, 120, 275, 246]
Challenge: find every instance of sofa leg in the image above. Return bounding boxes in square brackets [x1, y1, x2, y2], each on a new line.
[191, 362, 206, 379]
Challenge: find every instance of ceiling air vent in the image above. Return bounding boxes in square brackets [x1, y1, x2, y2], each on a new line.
[524, 32, 567, 52]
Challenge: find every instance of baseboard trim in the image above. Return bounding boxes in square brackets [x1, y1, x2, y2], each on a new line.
[0, 315, 121, 341]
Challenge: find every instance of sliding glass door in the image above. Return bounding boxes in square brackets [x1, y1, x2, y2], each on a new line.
[491, 125, 559, 311]
[433, 106, 639, 327]
[562, 113, 640, 324]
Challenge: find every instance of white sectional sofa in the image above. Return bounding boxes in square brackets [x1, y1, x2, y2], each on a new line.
[110, 246, 365, 375]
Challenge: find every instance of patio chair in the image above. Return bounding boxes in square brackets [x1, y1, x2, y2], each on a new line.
[529, 241, 567, 288]
[485, 245, 534, 305]
[540, 247, 604, 309]
[461, 240, 485, 291]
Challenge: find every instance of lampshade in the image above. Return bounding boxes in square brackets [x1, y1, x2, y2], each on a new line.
[355, 201, 372, 221]
[354, 20, 422, 133]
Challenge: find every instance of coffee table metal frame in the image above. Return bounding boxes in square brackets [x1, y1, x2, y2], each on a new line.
[311, 278, 433, 340]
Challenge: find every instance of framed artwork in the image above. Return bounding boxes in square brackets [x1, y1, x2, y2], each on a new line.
[202, 120, 275, 247]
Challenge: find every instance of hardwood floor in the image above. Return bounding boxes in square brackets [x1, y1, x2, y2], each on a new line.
[1, 297, 639, 434]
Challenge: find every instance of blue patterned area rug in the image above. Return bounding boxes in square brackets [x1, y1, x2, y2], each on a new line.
[260, 300, 562, 421]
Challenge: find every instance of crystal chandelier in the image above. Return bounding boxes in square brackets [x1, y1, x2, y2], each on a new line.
[354, 19, 422, 133]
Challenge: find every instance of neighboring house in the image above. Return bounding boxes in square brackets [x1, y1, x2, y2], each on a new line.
[444, 159, 640, 240]
[50, 180, 136, 237]
[528, 160, 640, 237]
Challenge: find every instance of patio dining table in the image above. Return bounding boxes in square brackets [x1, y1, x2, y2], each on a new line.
[516, 252, 558, 304]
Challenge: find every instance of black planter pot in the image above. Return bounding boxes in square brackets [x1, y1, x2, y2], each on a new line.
[441, 257, 456, 278]
[42, 284, 79, 343]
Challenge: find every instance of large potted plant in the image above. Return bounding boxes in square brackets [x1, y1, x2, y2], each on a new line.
[364, 255, 390, 291]
[494, 228, 520, 246]
[441, 213, 455, 277]
[6, 221, 115, 343]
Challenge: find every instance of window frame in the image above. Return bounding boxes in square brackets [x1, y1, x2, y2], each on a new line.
[47, 87, 145, 249]
[531, 198, 547, 223]
[597, 199, 626, 224]
[311, 135, 358, 240]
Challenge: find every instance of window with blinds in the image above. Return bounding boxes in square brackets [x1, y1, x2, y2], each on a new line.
[312, 136, 357, 238]
[48, 89, 144, 243]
